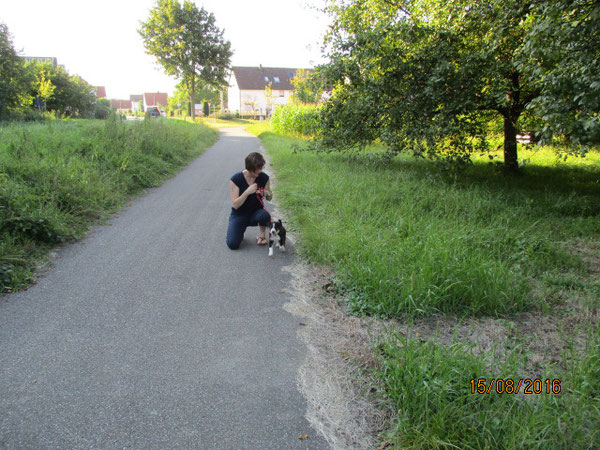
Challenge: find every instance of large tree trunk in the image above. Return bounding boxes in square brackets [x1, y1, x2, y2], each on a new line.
[503, 113, 519, 171]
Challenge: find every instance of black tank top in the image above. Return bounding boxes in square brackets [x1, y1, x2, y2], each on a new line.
[230, 171, 269, 216]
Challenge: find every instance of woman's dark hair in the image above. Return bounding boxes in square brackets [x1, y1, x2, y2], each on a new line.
[245, 152, 265, 171]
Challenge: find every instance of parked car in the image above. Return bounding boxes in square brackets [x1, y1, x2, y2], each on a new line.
[145, 106, 165, 118]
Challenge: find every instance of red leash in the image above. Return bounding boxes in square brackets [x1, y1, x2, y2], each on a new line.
[256, 188, 265, 208]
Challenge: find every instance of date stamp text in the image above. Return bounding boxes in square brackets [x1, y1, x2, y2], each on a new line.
[470, 378, 562, 394]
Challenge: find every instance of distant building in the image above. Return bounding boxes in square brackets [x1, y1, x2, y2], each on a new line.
[226, 66, 309, 116]
[22, 56, 58, 66]
[94, 86, 107, 98]
[142, 92, 168, 112]
[110, 99, 134, 113]
[130, 95, 143, 112]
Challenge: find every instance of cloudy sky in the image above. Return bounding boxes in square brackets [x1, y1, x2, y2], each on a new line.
[2, 0, 329, 99]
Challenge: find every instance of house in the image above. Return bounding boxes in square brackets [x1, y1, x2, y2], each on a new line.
[143, 92, 168, 112]
[226, 66, 309, 116]
[130, 95, 143, 112]
[110, 99, 134, 113]
[94, 86, 107, 98]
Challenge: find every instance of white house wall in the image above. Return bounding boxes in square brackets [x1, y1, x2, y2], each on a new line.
[227, 89, 293, 114]
[227, 76, 241, 112]
[240, 90, 267, 112]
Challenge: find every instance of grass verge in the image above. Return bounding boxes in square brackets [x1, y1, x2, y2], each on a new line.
[0, 117, 218, 292]
[247, 121, 600, 448]
[248, 123, 599, 318]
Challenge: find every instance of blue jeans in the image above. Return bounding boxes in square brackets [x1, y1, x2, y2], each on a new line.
[226, 209, 271, 250]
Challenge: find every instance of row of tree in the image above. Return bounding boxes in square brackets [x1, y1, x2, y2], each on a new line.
[308, 0, 599, 170]
[0, 24, 104, 120]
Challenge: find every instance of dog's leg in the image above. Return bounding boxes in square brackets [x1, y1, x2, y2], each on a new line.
[268, 239, 274, 257]
[279, 234, 286, 252]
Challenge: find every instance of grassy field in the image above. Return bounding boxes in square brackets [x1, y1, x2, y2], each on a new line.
[0, 117, 218, 293]
[247, 121, 600, 448]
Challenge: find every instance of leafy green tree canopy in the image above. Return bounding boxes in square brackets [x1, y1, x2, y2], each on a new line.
[523, 0, 600, 147]
[316, 0, 600, 170]
[0, 23, 31, 117]
[290, 68, 326, 104]
[26, 61, 96, 117]
[139, 0, 232, 119]
[168, 78, 220, 116]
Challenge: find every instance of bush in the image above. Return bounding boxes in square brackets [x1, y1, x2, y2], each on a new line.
[271, 103, 322, 138]
[217, 111, 237, 120]
[94, 98, 111, 119]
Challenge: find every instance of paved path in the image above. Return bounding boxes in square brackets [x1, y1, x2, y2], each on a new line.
[0, 127, 328, 449]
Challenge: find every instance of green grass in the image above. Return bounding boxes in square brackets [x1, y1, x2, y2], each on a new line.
[374, 326, 599, 449]
[0, 117, 218, 292]
[247, 123, 599, 318]
[247, 121, 600, 449]
[187, 116, 259, 128]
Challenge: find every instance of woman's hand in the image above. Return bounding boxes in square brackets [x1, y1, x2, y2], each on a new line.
[246, 183, 258, 195]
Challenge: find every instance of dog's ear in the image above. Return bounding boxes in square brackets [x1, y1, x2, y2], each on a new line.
[278, 219, 283, 225]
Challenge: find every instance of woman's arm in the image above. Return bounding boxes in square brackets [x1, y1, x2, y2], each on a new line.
[230, 180, 257, 209]
[264, 180, 273, 201]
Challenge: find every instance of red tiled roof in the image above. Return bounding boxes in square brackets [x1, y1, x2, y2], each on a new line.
[231, 67, 311, 91]
[95, 86, 106, 98]
[143, 92, 168, 107]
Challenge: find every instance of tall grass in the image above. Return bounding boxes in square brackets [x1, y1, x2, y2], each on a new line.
[271, 103, 322, 137]
[248, 122, 599, 319]
[0, 117, 218, 292]
[247, 121, 600, 448]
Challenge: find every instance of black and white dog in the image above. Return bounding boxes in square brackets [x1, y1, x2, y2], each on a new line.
[268, 219, 286, 257]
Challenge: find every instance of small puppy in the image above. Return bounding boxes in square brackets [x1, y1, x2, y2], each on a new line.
[268, 219, 286, 257]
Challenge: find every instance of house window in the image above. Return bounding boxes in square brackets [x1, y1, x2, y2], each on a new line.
[273, 77, 280, 83]
[264, 76, 269, 82]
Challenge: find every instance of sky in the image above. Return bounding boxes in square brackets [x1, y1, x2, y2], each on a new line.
[2, 0, 330, 99]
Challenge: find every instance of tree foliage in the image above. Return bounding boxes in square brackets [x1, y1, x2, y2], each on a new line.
[290, 68, 326, 104]
[139, 0, 232, 119]
[26, 61, 96, 117]
[1, 24, 98, 119]
[167, 78, 220, 116]
[316, 0, 600, 169]
[523, 0, 600, 146]
[0, 23, 31, 117]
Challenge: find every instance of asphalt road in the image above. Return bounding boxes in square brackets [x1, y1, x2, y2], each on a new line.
[0, 127, 329, 449]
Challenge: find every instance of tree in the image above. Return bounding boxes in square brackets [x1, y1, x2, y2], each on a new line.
[26, 61, 96, 117]
[522, 0, 600, 147]
[167, 78, 220, 116]
[139, 0, 232, 119]
[264, 81, 275, 117]
[290, 68, 325, 104]
[0, 23, 31, 117]
[34, 68, 56, 110]
[94, 98, 112, 119]
[318, 0, 599, 170]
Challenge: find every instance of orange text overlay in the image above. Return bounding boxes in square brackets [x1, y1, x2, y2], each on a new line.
[470, 378, 562, 394]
